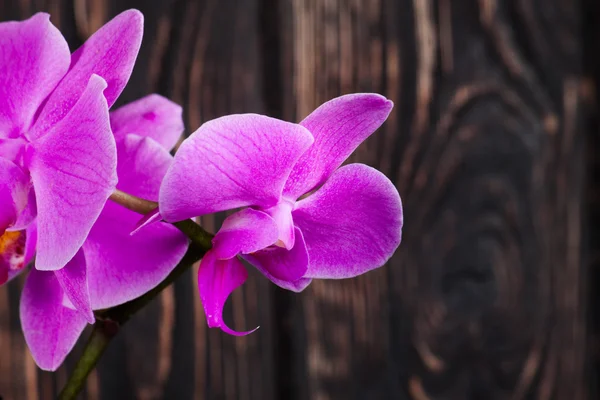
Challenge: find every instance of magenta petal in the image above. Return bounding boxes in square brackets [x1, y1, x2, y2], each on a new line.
[283, 94, 393, 199]
[0, 13, 70, 136]
[23, 222, 37, 267]
[54, 249, 94, 323]
[293, 163, 402, 279]
[20, 268, 88, 371]
[262, 200, 295, 250]
[85, 202, 188, 309]
[29, 75, 117, 271]
[30, 10, 143, 138]
[197, 251, 257, 336]
[110, 94, 184, 151]
[159, 114, 314, 222]
[9, 188, 36, 232]
[211, 208, 278, 260]
[0, 158, 30, 231]
[243, 227, 309, 284]
[85, 134, 187, 309]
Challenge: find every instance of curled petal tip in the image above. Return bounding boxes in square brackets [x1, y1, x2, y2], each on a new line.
[219, 324, 260, 337]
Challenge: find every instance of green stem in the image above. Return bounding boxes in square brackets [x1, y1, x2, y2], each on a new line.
[108, 189, 213, 249]
[58, 226, 213, 399]
[57, 320, 115, 400]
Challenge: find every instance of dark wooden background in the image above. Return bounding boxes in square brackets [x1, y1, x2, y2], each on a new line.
[0, 0, 597, 398]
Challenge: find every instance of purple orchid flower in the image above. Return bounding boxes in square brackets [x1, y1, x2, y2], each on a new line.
[20, 95, 189, 371]
[159, 94, 403, 334]
[0, 10, 143, 284]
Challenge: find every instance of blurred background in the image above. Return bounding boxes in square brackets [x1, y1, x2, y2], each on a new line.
[0, 0, 597, 399]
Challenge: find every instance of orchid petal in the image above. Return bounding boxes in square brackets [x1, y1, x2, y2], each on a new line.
[54, 249, 94, 323]
[159, 114, 314, 222]
[85, 202, 188, 309]
[85, 134, 187, 308]
[293, 163, 402, 279]
[23, 221, 37, 267]
[197, 250, 257, 336]
[211, 208, 278, 260]
[243, 227, 309, 284]
[262, 200, 295, 250]
[0, 13, 70, 136]
[20, 268, 87, 371]
[30, 9, 143, 138]
[283, 94, 393, 199]
[0, 158, 29, 232]
[29, 74, 117, 271]
[9, 188, 36, 231]
[110, 94, 184, 151]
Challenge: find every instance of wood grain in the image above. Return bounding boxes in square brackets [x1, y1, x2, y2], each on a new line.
[0, 0, 593, 398]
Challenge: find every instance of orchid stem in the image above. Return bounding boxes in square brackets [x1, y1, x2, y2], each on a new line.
[58, 240, 211, 399]
[109, 189, 213, 249]
[109, 189, 157, 214]
[57, 320, 114, 400]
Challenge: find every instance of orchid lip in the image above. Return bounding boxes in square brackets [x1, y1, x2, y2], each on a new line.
[0, 230, 26, 284]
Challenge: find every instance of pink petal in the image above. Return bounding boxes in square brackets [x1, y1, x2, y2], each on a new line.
[23, 222, 37, 266]
[211, 208, 278, 260]
[159, 114, 314, 222]
[243, 227, 309, 284]
[85, 134, 187, 309]
[197, 250, 258, 336]
[110, 94, 184, 151]
[54, 249, 94, 323]
[0, 158, 30, 232]
[261, 200, 295, 250]
[292, 163, 402, 279]
[283, 94, 393, 199]
[116, 134, 172, 197]
[20, 268, 88, 371]
[85, 202, 188, 309]
[29, 74, 117, 271]
[30, 10, 143, 139]
[0, 13, 70, 137]
[9, 187, 36, 231]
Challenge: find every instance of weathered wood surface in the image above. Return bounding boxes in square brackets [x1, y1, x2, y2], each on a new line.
[0, 0, 594, 398]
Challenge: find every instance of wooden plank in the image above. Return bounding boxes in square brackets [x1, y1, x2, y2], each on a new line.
[281, 0, 588, 399]
[0, 0, 592, 398]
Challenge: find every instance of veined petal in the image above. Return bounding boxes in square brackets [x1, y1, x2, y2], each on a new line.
[197, 250, 257, 336]
[9, 187, 36, 231]
[0, 158, 30, 232]
[243, 227, 309, 284]
[211, 208, 278, 260]
[85, 134, 187, 309]
[30, 9, 143, 138]
[159, 114, 314, 222]
[0, 13, 70, 137]
[110, 94, 184, 151]
[116, 134, 172, 197]
[54, 249, 94, 323]
[292, 163, 402, 279]
[20, 268, 88, 371]
[283, 94, 393, 199]
[29, 75, 117, 271]
[85, 202, 188, 309]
